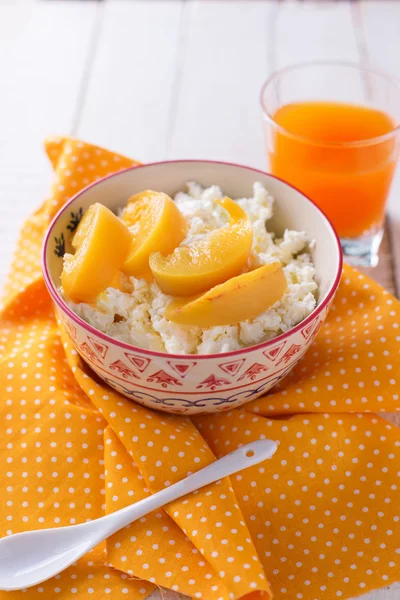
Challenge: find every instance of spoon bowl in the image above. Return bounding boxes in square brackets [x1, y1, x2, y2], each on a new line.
[0, 439, 277, 591]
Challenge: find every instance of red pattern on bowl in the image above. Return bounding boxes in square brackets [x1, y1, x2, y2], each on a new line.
[43, 160, 342, 415]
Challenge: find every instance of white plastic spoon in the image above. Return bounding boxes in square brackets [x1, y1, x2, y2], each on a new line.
[0, 439, 277, 591]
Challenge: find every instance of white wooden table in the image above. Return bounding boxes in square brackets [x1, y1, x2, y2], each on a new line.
[0, 1, 399, 598]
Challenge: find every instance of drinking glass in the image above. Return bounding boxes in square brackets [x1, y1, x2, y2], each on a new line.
[260, 61, 400, 267]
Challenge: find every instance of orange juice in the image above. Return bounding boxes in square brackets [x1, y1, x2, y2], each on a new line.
[270, 102, 398, 238]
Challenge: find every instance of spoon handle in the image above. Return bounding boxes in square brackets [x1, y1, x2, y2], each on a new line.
[98, 439, 277, 539]
[0, 439, 277, 591]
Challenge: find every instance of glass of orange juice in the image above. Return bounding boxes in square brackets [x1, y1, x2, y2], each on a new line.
[260, 61, 400, 266]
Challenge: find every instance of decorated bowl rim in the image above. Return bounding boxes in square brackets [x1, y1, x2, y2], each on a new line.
[42, 159, 343, 361]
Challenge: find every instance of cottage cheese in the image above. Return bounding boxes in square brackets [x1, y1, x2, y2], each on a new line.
[64, 182, 318, 355]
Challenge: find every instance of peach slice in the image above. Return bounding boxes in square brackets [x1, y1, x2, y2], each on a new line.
[61, 203, 132, 303]
[121, 190, 188, 278]
[165, 262, 287, 327]
[149, 197, 253, 296]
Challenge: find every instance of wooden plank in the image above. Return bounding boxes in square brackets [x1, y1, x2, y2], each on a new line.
[168, 0, 277, 170]
[360, 221, 396, 296]
[356, 10, 400, 600]
[356, 0, 400, 297]
[0, 0, 99, 287]
[355, 581, 400, 600]
[0, 0, 36, 5]
[273, 0, 360, 68]
[76, 0, 183, 163]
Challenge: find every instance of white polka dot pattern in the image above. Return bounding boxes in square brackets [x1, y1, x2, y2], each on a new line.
[104, 427, 227, 599]
[0, 136, 399, 600]
[197, 411, 400, 600]
[62, 333, 269, 599]
[0, 281, 156, 597]
[250, 266, 400, 415]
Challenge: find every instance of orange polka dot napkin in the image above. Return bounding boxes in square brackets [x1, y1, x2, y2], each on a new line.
[0, 136, 399, 600]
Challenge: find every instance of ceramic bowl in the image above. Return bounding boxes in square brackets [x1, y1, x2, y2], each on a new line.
[42, 160, 342, 415]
